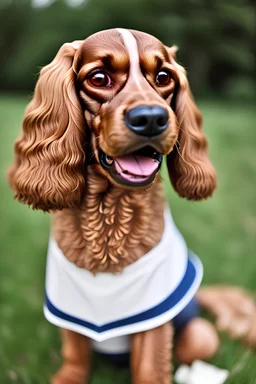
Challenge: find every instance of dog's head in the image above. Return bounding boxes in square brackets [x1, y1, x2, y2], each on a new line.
[9, 29, 216, 211]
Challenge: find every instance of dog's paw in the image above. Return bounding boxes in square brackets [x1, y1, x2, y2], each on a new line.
[175, 318, 219, 364]
[197, 286, 256, 346]
[51, 363, 89, 384]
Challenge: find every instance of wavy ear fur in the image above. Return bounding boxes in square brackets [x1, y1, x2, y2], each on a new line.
[8, 41, 86, 211]
[166, 47, 216, 200]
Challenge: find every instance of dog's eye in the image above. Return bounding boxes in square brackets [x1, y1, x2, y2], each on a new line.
[155, 70, 172, 86]
[88, 71, 112, 88]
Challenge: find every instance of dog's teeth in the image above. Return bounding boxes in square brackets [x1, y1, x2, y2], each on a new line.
[105, 155, 113, 165]
[152, 152, 159, 160]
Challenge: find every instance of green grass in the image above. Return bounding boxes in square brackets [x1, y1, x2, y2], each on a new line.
[0, 94, 255, 383]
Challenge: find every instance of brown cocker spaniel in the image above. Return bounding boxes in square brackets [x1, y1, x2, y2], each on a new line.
[9, 29, 256, 384]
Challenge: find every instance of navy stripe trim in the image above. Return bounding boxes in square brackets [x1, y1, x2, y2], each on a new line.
[45, 256, 197, 334]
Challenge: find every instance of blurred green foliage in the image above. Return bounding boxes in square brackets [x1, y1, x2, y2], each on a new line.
[0, 0, 255, 98]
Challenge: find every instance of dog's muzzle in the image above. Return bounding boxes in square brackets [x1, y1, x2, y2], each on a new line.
[97, 105, 169, 187]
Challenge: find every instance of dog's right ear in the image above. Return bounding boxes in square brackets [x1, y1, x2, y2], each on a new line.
[8, 41, 86, 212]
[165, 46, 216, 200]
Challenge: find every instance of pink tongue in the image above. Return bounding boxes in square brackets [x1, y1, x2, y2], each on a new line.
[114, 155, 159, 176]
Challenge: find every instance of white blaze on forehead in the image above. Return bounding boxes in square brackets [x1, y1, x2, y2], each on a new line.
[116, 28, 144, 92]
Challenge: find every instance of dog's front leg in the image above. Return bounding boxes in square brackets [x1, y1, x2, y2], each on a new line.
[131, 322, 173, 384]
[52, 329, 91, 384]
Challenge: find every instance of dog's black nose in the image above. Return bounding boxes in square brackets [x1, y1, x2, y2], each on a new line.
[125, 106, 169, 137]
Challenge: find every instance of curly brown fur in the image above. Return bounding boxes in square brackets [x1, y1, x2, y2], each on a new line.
[131, 322, 173, 384]
[9, 29, 216, 216]
[8, 29, 220, 383]
[53, 168, 165, 273]
[8, 41, 86, 211]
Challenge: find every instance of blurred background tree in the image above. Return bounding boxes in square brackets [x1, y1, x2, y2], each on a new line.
[0, 0, 255, 99]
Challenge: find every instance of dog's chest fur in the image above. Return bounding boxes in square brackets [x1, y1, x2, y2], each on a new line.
[52, 166, 165, 273]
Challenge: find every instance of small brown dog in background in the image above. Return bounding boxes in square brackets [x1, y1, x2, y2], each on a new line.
[9, 29, 256, 384]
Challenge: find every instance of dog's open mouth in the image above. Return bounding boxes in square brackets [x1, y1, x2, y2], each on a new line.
[99, 146, 163, 187]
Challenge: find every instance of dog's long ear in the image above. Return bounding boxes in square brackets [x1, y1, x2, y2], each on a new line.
[8, 41, 86, 211]
[166, 47, 216, 200]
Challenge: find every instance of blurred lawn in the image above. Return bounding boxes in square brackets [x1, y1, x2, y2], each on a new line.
[0, 94, 255, 383]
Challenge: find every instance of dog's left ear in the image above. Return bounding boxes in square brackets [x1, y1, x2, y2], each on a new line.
[166, 46, 217, 200]
[8, 41, 86, 211]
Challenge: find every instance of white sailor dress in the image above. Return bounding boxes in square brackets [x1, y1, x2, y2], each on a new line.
[44, 207, 203, 356]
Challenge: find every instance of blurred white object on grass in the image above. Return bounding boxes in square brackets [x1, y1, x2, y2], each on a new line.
[174, 360, 229, 384]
